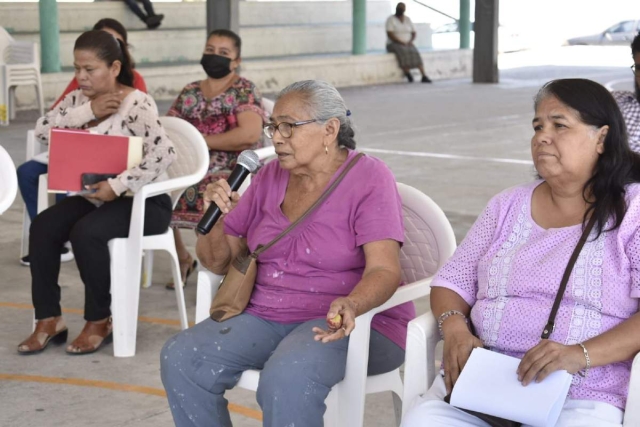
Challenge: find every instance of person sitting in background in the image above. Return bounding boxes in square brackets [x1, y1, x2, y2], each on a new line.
[52, 18, 148, 109]
[122, 0, 164, 30]
[16, 17, 147, 267]
[612, 32, 640, 152]
[161, 80, 414, 426]
[402, 79, 640, 427]
[16, 30, 175, 355]
[166, 29, 264, 289]
[386, 2, 431, 83]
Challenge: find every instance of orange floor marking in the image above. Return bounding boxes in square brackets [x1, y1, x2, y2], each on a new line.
[0, 373, 262, 421]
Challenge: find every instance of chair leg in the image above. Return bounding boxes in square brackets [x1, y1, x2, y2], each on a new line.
[141, 250, 154, 288]
[109, 239, 141, 357]
[21, 207, 30, 258]
[9, 86, 16, 120]
[165, 242, 188, 330]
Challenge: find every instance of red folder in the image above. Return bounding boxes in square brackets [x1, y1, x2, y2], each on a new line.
[47, 128, 143, 193]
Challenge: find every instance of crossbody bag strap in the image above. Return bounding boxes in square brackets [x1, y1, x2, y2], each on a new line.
[540, 214, 597, 339]
[253, 152, 365, 257]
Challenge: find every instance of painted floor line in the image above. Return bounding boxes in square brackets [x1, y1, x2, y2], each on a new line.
[0, 373, 262, 421]
[0, 302, 195, 328]
[361, 147, 534, 165]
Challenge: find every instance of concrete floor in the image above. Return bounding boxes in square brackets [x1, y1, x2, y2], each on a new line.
[0, 46, 634, 426]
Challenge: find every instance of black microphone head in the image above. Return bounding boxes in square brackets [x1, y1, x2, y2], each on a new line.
[237, 150, 260, 172]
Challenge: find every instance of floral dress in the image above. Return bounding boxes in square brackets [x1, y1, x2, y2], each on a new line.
[168, 77, 265, 228]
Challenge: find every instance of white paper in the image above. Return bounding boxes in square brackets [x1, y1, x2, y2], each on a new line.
[450, 348, 572, 427]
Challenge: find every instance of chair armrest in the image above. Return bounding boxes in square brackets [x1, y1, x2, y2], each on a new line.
[369, 277, 432, 316]
[624, 352, 640, 426]
[402, 313, 440, 417]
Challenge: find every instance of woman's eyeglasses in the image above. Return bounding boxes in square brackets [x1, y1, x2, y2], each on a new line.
[631, 64, 640, 75]
[263, 119, 317, 139]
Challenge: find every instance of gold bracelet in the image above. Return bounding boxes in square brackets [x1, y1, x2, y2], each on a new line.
[577, 342, 591, 378]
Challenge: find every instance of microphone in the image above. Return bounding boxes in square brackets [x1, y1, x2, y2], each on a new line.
[196, 149, 260, 235]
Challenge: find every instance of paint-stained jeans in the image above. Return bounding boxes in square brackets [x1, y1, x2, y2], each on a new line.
[161, 313, 405, 427]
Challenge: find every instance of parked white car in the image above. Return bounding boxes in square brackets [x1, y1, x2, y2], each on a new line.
[566, 20, 640, 46]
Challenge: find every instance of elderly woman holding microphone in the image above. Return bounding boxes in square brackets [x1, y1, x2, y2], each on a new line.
[161, 80, 414, 427]
[402, 79, 640, 427]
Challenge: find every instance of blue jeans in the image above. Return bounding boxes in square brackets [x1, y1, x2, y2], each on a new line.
[161, 314, 405, 427]
[17, 160, 64, 221]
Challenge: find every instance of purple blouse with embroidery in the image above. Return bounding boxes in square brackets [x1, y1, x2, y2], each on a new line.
[432, 180, 640, 409]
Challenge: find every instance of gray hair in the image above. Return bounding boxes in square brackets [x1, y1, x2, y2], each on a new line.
[277, 80, 356, 149]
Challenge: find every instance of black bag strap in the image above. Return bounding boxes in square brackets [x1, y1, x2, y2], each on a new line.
[540, 214, 597, 339]
[252, 153, 365, 257]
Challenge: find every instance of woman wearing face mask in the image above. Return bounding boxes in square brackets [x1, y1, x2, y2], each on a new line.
[166, 29, 265, 289]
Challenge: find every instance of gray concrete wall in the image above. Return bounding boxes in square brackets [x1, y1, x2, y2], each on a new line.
[0, 1, 396, 33]
[13, 49, 472, 110]
[11, 23, 432, 67]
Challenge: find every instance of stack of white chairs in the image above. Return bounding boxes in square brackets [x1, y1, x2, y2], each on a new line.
[0, 26, 44, 124]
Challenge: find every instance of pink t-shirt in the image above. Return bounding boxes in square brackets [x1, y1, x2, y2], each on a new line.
[432, 180, 640, 409]
[224, 150, 415, 349]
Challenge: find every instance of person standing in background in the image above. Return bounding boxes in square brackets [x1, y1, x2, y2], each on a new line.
[612, 33, 640, 152]
[386, 2, 432, 83]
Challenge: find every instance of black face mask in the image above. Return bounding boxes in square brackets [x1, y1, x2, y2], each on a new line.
[395, 8, 405, 17]
[200, 54, 233, 79]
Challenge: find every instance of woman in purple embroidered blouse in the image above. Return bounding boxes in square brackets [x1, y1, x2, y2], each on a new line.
[166, 29, 265, 289]
[403, 79, 640, 427]
[160, 80, 414, 427]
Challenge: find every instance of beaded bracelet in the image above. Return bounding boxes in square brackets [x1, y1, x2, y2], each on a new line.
[437, 310, 468, 340]
[577, 343, 591, 378]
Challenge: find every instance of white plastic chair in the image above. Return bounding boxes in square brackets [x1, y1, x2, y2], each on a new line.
[108, 116, 208, 357]
[0, 145, 17, 214]
[0, 26, 44, 123]
[20, 129, 51, 258]
[401, 302, 640, 425]
[195, 182, 457, 426]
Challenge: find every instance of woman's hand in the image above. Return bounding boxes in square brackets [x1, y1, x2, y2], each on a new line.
[84, 181, 117, 202]
[312, 297, 358, 344]
[203, 179, 241, 214]
[90, 91, 123, 119]
[517, 340, 585, 386]
[442, 317, 484, 394]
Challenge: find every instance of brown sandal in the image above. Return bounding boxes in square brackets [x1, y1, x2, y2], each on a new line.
[65, 318, 113, 355]
[165, 258, 198, 290]
[17, 317, 68, 355]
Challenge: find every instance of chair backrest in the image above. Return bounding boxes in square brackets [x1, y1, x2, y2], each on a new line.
[0, 26, 14, 65]
[262, 98, 275, 117]
[0, 145, 18, 215]
[159, 116, 209, 208]
[396, 183, 457, 284]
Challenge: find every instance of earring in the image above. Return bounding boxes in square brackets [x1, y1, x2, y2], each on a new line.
[325, 145, 328, 155]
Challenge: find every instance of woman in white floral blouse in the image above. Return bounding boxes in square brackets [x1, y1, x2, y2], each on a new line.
[17, 30, 176, 355]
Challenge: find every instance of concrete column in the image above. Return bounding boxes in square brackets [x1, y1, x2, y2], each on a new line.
[352, 0, 367, 55]
[207, 0, 239, 35]
[38, 0, 61, 73]
[459, 0, 471, 49]
[472, 0, 499, 83]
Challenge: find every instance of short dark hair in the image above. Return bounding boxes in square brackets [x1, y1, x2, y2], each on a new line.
[93, 18, 128, 44]
[632, 32, 640, 57]
[207, 29, 242, 58]
[534, 78, 640, 237]
[74, 30, 135, 88]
